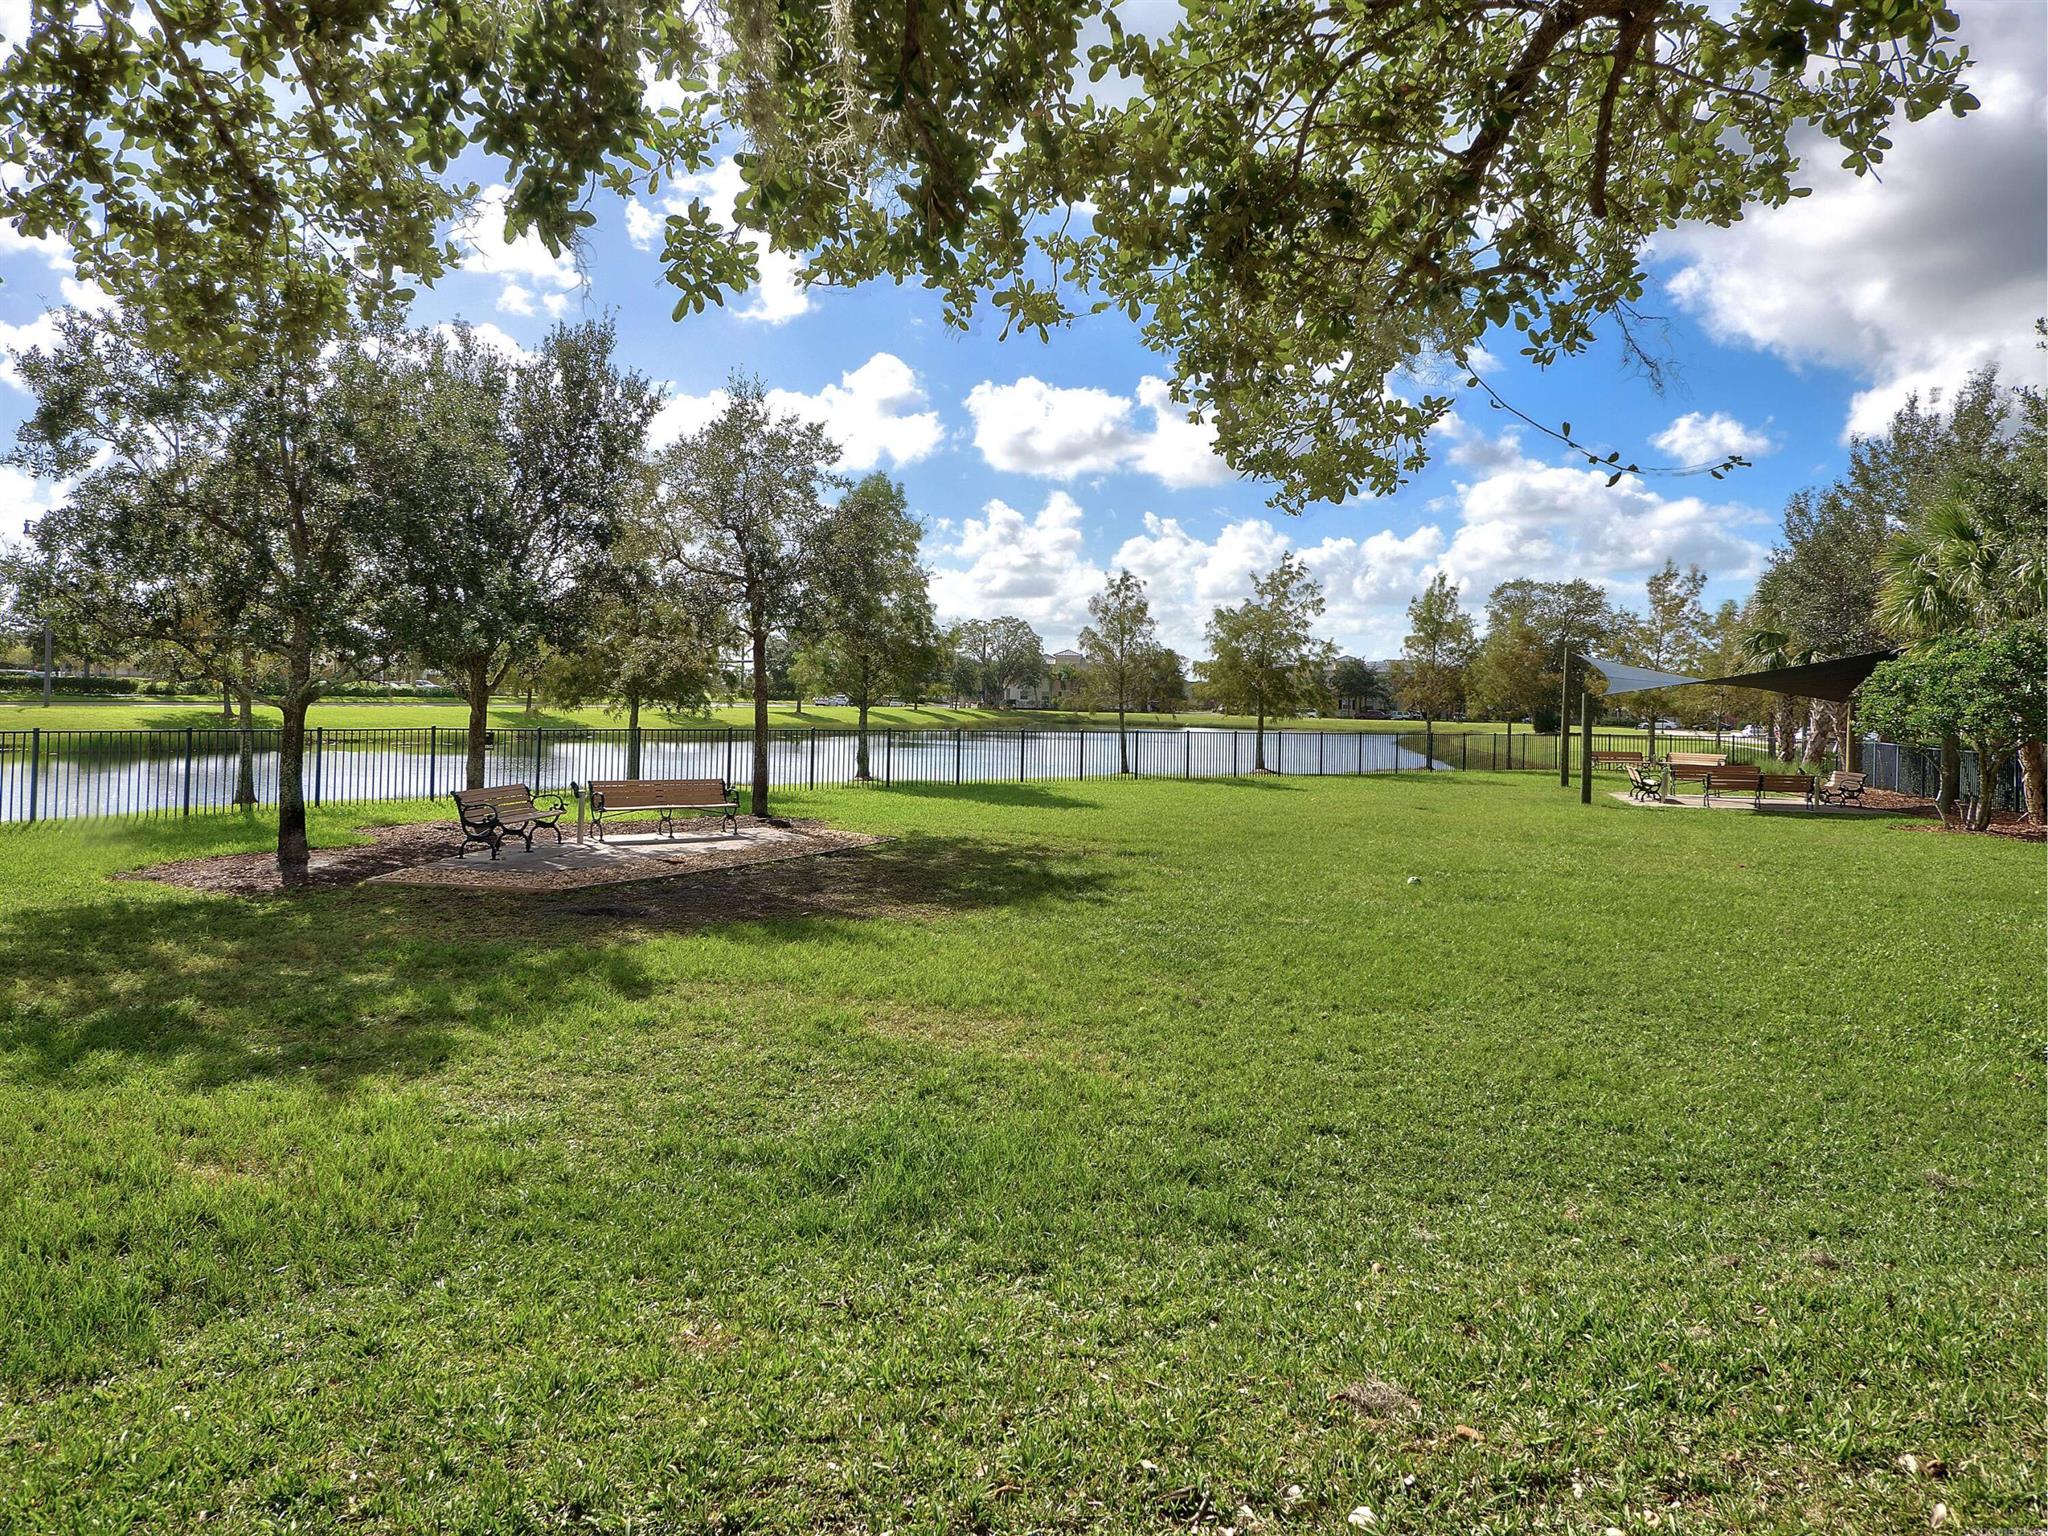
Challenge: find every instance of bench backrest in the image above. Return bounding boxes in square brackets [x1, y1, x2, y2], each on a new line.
[1757, 773, 1814, 793]
[1826, 771, 1866, 788]
[590, 777, 731, 809]
[1591, 750, 1643, 764]
[454, 784, 535, 817]
[1666, 752, 1727, 767]
[1705, 767, 1761, 785]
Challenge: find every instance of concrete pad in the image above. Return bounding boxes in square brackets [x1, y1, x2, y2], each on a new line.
[368, 821, 879, 894]
[1605, 791, 1889, 817]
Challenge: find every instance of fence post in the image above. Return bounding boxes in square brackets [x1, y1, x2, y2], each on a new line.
[1019, 729, 1026, 783]
[1231, 731, 1238, 776]
[808, 730, 817, 789]
[1186, 731, 1192, 780]
[885, 727, 893, 786]
[1319, 731, 1325, 775]
[183, 726, 194, 815]
[314, 726, 324, 807]
[26, 727, 40, 824]
[955, 728, 962, 784]
[534, 728, 545, 792]
[724, 727, 733, 788]
[1425, 721, 1434, 771]
[428, 725, 438, 800]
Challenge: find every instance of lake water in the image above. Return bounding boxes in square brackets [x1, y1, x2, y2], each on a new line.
[0, 726, 1456, 822]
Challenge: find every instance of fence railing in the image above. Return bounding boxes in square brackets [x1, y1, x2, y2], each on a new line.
[0, 722, 2018, 824]
[0, 724, 1450, 823]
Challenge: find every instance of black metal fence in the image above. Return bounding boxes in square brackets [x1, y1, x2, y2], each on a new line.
[1857, 738, 2023, 811]
[0, 722, 2019, 824]
[1, 724, 1446, 823]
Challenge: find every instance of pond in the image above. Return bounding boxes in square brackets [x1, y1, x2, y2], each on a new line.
[0, 725, 1454, 822]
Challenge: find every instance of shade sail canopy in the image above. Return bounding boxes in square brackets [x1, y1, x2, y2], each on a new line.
[1700, 649, 1899, 702]
[1579, 655, 1703, 696]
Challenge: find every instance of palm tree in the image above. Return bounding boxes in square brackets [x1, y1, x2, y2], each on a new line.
[1879, 484, 2048, 820]
[1739, 623, 1820, 767]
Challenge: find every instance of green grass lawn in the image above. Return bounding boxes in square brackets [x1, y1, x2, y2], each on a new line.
[1, 775, 2037, 1532]
[0, 695, 1526, 736]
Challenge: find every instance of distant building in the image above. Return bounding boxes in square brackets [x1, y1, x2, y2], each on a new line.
[1004, 647, 1087, 708]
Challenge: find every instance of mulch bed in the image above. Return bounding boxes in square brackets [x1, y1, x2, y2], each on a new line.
[1859, 787, 2045, 841]
[116, 821, 463, 896]
[118, 818, 884, 896]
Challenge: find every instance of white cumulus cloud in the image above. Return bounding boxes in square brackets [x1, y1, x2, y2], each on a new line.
[1650, 411, 1775, 462]
[964, 373, 1234, 489]
[648, 353, 942, 469]
[457, 184, 584, 319]
[767, 353, 943, 472]
[923, 430, 1774, 658]
[928, 490, 1106, 635]
[1655, 3, 2047, 439]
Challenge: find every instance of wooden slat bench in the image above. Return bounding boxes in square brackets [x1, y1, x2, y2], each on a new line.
[1816, 770, 1867, 806]
[452, 784, 567, 860]
[1664, 753, 1730, 788]
[1591, 750, 1644, 767]
[586, 777, 739, 840]
[1755, 771, 1817, 806]
[1701, 766, 1763, 805]
[1625, 763, 1666, 801]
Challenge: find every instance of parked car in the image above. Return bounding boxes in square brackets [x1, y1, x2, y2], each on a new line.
[811, 694, 850, 707]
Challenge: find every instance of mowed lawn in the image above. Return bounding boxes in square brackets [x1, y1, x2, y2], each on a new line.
[0, 775, 2039, 1532]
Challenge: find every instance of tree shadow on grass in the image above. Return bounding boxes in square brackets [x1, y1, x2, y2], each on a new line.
[0, 834, 1110, 1092]
[863, 781, 1096, 811]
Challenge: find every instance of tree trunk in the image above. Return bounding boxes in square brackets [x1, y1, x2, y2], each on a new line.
[234, 683, 257, 809]
[2018, 739, 2045, 824]
[221, 679, 234, 720]
[626, 692, 642, 781]
[275, 656, 313, 888]
[1935, 735, 1961, 826]
[856, 700, 871, 780]
[1967, 743, 1995, 830]
[749, 613, 770, 818]
[1800, 698, 1835, 771]
[464, 657, 491, 790]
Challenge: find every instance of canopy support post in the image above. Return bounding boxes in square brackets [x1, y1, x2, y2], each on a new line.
[1579, 688, 1594, 805]
[1558, 651, 1572, 788]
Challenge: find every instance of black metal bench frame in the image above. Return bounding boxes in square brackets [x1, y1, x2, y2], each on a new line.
[1816, 773, 1867, 806]
[453, 786, 567, 860]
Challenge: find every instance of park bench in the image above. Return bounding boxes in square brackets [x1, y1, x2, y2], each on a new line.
[1816, 770, 1867, 806]
[452, 784, 566, 860]
[1701, 766, 1763, 805]
[1663, 752, 1729, 788]
[1625, 763, 1665, 801]
[1591, 750, 1644, 767]
[586, 777, 739, 840]
[1755, 772, 1817, 806]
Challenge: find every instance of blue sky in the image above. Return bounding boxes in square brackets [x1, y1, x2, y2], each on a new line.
[2, 1, 2041, 660]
